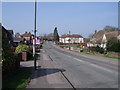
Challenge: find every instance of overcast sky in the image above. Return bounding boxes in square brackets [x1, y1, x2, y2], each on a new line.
[2, 2, 118, 38]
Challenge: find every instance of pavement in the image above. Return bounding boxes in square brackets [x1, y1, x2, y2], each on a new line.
[21, 48, 73, 88]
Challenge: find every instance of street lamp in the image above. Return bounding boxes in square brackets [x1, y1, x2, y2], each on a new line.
[33, 0, 37, 70]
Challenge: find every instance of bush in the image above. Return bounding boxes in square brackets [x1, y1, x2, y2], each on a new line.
[2, 30, 17, 79]
[89, 45, 104, 54]
[107, 37, 120, 52]
[82, 48, 87, 52]
[15, 44, 32, 54]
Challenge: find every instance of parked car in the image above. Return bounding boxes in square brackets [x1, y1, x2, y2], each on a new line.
[40, 44, 43, 49]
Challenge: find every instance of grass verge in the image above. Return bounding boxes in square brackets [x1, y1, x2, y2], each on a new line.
[85, 52, 95, 55]
[104, 55, 120, 59]
[3, 68, 32, 89]
[70, 50, 79, 52]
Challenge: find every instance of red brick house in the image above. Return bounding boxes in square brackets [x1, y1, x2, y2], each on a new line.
[20, 32, 34, 45]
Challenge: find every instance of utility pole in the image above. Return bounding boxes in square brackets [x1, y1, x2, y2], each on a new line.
[33, 0, 37, 70]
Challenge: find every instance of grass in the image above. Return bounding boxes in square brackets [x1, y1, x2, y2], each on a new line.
[3, 69, 32, 89]
[85, 52, 95, 55]
[71, 50, 120, 59]
[104, 55, 120, 59]
[70, 50, 79, 52]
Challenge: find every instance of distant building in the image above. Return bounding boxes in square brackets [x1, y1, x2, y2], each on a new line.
[59, 34, 84, 44]
[40, 33, 54, 41]
[20, 32, 34, 45]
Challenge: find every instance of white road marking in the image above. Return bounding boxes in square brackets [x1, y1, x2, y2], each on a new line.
[89, 63, 114, 73]
[66, 54, 116, 74]
[73, 58, 85, 63]
[53, 49, 117, 74]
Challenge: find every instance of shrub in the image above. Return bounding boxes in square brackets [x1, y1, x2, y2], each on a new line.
[2, 30, 17, 79]
[107, 37, 120, 52]
[15, 44, 32, 54]
[82, 48, 87, 52]
[89, 45, 104, 54]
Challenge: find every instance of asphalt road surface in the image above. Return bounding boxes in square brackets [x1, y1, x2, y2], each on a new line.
[44, 41, 118, 88]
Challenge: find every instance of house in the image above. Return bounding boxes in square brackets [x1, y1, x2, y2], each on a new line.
[13, 37, 24, 47]
[59, 34, 84, 44]
[101, 31, 120, 48]
[7, 30, 14, 47]
[83, 38, 90, 47]
[89, 30, 120, 48]
[20, 32, 34, 45]
[2, 25, 14, 47]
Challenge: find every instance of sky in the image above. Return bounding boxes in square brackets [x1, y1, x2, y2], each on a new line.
[2, 2, 118, 38]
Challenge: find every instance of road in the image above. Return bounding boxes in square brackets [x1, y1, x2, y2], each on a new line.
[44, 41, 118, 88]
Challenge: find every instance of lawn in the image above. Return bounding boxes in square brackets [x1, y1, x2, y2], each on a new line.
[3, 68, 32, 89]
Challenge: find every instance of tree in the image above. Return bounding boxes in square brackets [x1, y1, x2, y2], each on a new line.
[106, 37, 120, 52]
[15, 32, 20, 37]
[103, 26, 119, 32]
[88, 33, 94, 39]
[53, 27, 59, 44]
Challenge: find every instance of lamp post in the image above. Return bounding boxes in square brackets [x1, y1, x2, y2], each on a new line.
[33, 0, 37, 70]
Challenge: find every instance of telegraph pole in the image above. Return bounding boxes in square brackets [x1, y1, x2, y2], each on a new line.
[33, 0, 37, 70]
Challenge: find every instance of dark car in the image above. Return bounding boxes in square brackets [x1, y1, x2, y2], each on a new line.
[40, 44, 43, 49]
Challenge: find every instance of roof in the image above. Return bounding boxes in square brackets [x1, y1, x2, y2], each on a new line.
[14, 37, 23, 40]
[105, 31, 120, 40]
[60, 34, 83, 38]
[7, 30, 14, 35]
[13, 37, 23, 42]
[21, 32, 34, 37]
[91, 30, 120, 44]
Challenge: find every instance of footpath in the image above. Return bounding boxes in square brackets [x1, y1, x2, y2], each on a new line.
[24, 48, 73, 88]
